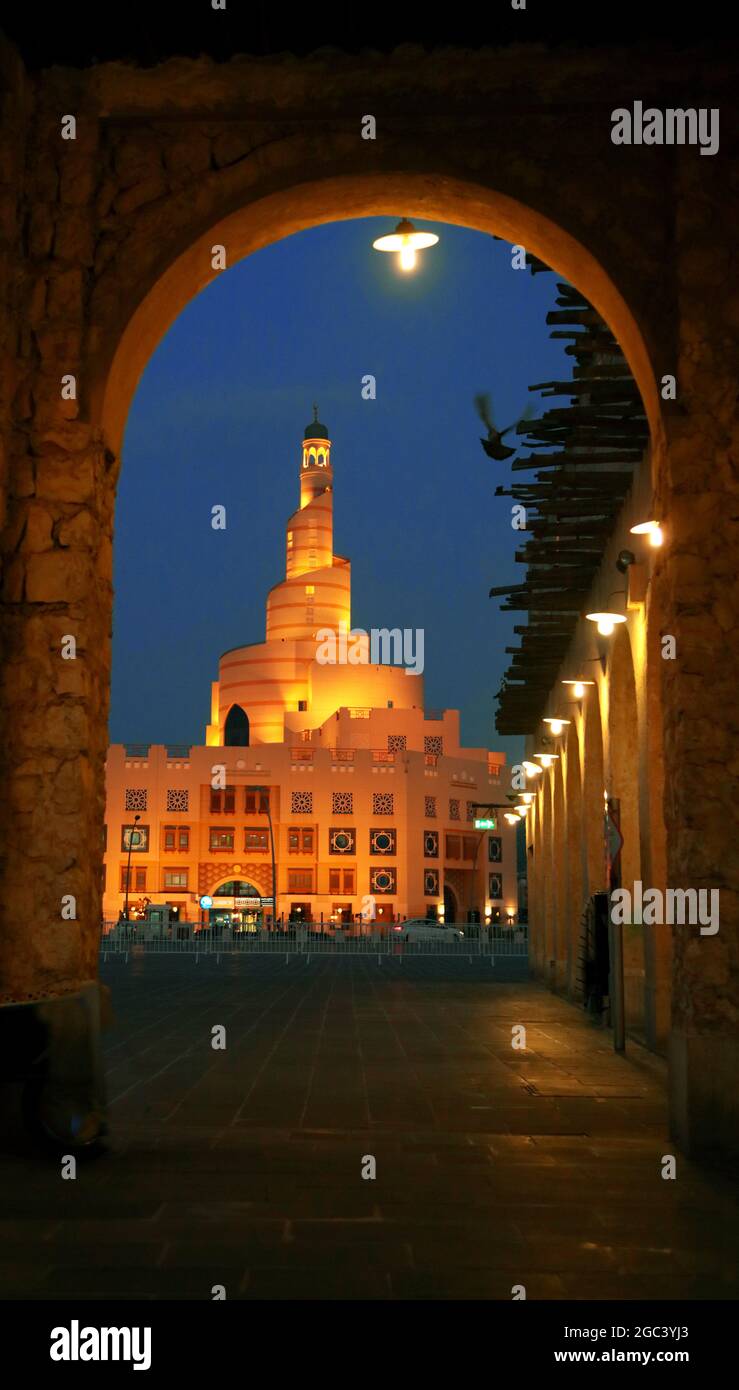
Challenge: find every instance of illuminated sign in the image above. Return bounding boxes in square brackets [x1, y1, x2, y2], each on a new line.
[199, 895, 213, 909]
[235, 897, 261, 908]
[474, 818, 496, 830]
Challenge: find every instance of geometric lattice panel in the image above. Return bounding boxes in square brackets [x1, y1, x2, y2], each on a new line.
[424, 736, 443, 756]
[488, 836, 503, 864]
[372, 792, 393, 815]
[423, 830, 439, 858]
[125, 788, 147, 811]
[388, 735, 407, 751]
[489, 873, 503, 900]
[466, 800, 477, 822]
[370, 828, 396, 856]
[449, 798, 460, 821]
[166, 788, 189, 812]
[332, 791, 353, 815]
[424, 868, 439, 896]
[291, 790, 313, 814]
[424, 795, 437, 818]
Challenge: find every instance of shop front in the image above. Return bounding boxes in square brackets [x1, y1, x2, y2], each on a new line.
[201, 880, 271, 933]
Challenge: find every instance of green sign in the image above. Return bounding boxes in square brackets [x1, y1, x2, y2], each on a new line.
[474, 818, 496, 830]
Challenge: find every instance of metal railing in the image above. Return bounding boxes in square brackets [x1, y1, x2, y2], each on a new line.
[99, 921, 528, 960]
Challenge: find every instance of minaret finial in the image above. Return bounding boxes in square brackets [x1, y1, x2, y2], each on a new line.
[313, 402, 318, 422]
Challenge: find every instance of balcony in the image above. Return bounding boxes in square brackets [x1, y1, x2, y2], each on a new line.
[290, 748, 314, 762]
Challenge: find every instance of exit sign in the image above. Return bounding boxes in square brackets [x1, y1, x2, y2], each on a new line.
[474, 817, 496, 830]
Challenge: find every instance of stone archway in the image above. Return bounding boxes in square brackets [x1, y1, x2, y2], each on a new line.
[2, 38, 736, 1154]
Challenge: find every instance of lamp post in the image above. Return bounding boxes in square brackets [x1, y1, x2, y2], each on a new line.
[123, 813, 141, 923]
[251, 786, 277, 931]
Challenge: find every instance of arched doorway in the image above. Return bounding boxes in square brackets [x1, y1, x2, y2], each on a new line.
[443, 884, 458, 925]
[207, 878, 265, 933]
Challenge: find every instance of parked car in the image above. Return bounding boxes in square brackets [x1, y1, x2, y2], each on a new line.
[396, 920, 464, 942]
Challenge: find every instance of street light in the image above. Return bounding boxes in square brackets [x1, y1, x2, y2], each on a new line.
[251, 786, 277, 931]
[123, 813, 141, 922]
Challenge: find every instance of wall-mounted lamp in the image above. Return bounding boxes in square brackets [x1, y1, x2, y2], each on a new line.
[534, 752, 559, 768]
[586, 612, 628, 637]
[522, 760, 543, 778]
[372, 218, 439, 272]
[504, 812, 520, 826]
[542, 717, 571, 735]
[630, 519, 663, 547]
[561, 679, 595, 699]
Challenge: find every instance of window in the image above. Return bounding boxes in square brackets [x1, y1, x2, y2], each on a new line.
[370, 828, 396, 855]
[245, 829, 269, 851]
[178, 828, 189, 851]
[288, 828, 313, 853]
[445, 834, 461, 860]
[305, 585, 314, 595]
[164, 826, 176, 850]
[370, 867, 396, 894]
[210, 786, 235, 814]
[287, 869, 313, 893]
[120, 866, 147, 892]
[298, 699, 307, 712]
[210, 828, 235, 850]
[244, 791, 270, 814]
[121, 824, 149, 852]
[329, 868, 355, 894]
[163, 869, 188, 888]
[463, 835, 478, 860]
[329, 827, 356, 855]
[224, 705, 249, 747]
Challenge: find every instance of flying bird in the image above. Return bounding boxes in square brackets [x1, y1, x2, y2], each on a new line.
[475, 393, 533, 461]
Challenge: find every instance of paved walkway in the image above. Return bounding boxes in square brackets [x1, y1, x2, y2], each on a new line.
[1, 957, 737, 1300]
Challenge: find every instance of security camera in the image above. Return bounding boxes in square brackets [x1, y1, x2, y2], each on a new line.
[616, 549, 636, 573]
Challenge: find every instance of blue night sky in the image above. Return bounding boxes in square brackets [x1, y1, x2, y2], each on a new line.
[110, 219, 570, 764]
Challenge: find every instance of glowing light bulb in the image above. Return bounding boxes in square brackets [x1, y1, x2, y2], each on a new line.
[574, 683, 585, 698]
[399, 241, 416, 271]
[630, 519, 663, 548]
[586, 612, 626, 637]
